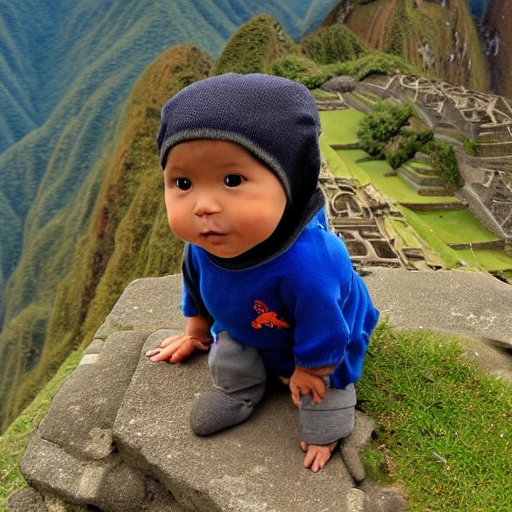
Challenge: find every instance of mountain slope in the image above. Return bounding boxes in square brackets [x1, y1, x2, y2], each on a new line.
[0, 44, 211, 425]
[0, 0, 341, 432]
[212, 13, 299, 75]
[324, 0, 489, 93]
[484, 0, 512, 99]
[0, 1, 59, 153]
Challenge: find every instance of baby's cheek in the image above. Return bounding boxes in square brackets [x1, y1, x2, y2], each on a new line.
[167, 211, 189, 238]
[252, 207, 283, 235]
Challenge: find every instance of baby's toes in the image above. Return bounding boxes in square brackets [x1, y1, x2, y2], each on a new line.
[302, 441, 338, 472]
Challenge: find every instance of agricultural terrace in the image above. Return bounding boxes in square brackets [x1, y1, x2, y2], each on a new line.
[319, 108, 512, 279]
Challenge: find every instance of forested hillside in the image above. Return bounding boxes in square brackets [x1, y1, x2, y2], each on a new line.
[0, 0, 341, 432]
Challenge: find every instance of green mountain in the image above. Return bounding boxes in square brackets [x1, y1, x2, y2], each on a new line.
[0, 0, 341, 432]
[324, 0, 489, 93]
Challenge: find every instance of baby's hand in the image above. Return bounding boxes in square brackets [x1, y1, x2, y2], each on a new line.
[146, 333, 212, 364]
[289, 366, 327, 407]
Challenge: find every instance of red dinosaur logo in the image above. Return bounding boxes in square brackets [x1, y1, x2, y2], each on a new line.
[251, 300, 290, 330]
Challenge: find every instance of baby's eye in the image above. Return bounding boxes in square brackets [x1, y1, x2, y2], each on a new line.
[174, 178, 192, 190]
[224, 174, 243, 188]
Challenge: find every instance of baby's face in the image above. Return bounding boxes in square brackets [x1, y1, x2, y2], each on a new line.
[164, 139, 287, 258]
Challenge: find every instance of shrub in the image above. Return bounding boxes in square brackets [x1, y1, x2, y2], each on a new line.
[386, 130, 433, 169]
[321, 51, 420, 81]
[270, 55, 326, 89]
[357, 101, 414, 159]
[423, 140, 463, 192]
[464, 139, 479, 156]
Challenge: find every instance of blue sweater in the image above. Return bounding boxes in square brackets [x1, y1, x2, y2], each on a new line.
[182, 211, 379, 389]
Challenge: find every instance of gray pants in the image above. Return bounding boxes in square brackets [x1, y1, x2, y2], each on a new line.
[191, 332, 356, 445]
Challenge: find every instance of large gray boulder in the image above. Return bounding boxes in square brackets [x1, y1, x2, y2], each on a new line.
[13, 274, 404, 512]
[364, 267, 512, 381]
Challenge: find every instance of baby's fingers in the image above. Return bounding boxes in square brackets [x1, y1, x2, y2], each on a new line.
[147, 346, 174, 363]
[159, 334, 183, 348]
[291, 383, 313, 407]
[168, 341, 196, 363]
[310, 379, 327, 404]
[289, 382, 303, 407]
[146, 339, 181, 362]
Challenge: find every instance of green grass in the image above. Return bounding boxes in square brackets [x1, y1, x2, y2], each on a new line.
[358, 322, 512, 511]
[457, 248, 512, 273]
[0, 351, 83, 511]
[319, 138, 353, 177]
[409, 161, 435, 172]
[386, 217, 424, 247]
[410, 211, 512, 275]
[319, 109, 366, 145]
[311, 88, 338, 100]
[414, 210, 502, 245]
[326, 148, 375, 184]
[399, 207, 463, 269]
[338, 150, 458, 204]
[383, 217, 445, 268]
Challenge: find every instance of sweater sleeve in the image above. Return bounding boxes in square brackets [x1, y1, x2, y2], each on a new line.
[181, 244, 210, 319]
[281, 266, 352, 369]
[279, 231, 377, 377]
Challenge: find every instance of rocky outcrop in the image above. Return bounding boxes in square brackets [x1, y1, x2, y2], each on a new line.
[10, 274, 405, 512]
[9, 264, 512, 511]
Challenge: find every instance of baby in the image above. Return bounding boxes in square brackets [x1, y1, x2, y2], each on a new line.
[147, 73, 379, 472]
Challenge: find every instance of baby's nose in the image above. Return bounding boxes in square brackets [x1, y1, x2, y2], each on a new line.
[193, 194, 221, 216]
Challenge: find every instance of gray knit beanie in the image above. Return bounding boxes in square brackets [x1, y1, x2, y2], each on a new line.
[157, 73, 324, 268]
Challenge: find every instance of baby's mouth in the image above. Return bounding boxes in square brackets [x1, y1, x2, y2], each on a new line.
[200, 230, 227, 238]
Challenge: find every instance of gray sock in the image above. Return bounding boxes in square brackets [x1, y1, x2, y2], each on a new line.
[190, 331, 266, 436]
[299, 383, 356, 445]
[190, 385, 264, 435]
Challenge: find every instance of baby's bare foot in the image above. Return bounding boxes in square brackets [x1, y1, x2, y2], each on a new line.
[300, 440, 338, 472]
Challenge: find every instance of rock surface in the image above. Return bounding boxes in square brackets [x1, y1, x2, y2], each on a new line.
[13, 274, 405, 512]
[13, 267, 512, 511]
[364, 267, 512, 381]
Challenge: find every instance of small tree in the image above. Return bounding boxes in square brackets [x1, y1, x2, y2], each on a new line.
[357, 101, 413, 159]
[423, 140, 463, 192]
[386, 130, 433, 169]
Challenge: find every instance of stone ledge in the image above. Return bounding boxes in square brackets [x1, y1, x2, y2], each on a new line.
[38, 330, 150, 461]
[13, 275, 407, 512]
